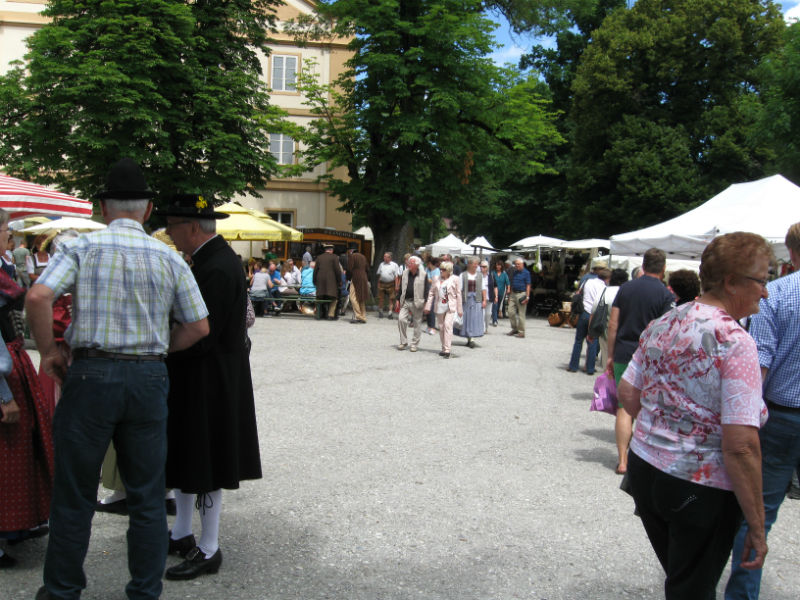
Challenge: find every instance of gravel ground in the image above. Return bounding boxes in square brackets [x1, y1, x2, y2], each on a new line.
[4, 312, 799, 599]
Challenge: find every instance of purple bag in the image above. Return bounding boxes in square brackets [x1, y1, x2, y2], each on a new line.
[591, 372, 618, 415]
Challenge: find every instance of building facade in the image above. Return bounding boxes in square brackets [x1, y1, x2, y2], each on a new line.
[0, 0, 352, 243]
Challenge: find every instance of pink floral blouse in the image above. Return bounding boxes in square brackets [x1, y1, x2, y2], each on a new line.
[623, 301, 768, 491]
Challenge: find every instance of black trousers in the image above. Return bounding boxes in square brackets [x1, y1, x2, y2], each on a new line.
[628, 451, 742, 600]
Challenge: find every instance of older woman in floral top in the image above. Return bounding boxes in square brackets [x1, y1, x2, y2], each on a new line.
[619, 232, 772, 600]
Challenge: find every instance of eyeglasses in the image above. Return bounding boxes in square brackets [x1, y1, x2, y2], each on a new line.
[742, 275, 768, 288]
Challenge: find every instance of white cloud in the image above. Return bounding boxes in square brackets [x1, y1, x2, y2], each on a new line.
[489, 44, 526, 67]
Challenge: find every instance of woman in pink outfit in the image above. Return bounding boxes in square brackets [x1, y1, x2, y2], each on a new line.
[424, 261, 462, 359]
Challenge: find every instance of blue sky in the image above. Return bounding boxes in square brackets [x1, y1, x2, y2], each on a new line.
[488, 1, 800, 66]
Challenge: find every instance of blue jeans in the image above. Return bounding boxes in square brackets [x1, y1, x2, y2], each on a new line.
[43, 358, 169, 600]
[724, 408, 800, 599]
[569, 311, 598, 373]
[491, 290, 505, 323]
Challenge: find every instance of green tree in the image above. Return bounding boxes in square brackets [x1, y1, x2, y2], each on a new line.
[0, 0, 288, 203]
[292, 0, 563, 263]
[749, 21, 800, 184]
[565, 0, 784, 237]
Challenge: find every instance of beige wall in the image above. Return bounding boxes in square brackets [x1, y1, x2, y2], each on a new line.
[0, 0, 353, 238]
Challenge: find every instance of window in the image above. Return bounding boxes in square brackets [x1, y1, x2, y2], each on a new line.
[268, 211, 294, 226]
[270, 133, 295, 165]
[272, 55, 297, 92]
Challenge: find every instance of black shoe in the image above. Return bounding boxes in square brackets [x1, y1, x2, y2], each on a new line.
[165, 547, 222, 580]
[35, 586, 54, 599]
[438, 351, 446, 356]
[166, 498, 177, 516]
[168, 532, 197, 557]
[0, 552, 17, 569]
[95, 498, 128, 515]
[466, 340, 476, 348]
[349, 319, 359, 324]
[442, 352, 450, 359]
[7, 524, 49, 546]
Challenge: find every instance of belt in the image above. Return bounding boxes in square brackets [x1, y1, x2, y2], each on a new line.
[72, 348, 165, 362]
[766, 399, 800, 413]
[512, 290, 526, 293]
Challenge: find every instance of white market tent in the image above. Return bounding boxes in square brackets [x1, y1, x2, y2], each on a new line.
[467, 235, 498, 255]
[510, 234, 565, 249]
[610, 175, 800, 261]
[427, 233, 472, 256]
[561, 238, 610, 250]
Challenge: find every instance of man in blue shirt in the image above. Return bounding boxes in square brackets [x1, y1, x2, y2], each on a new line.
[507, 258, 531, 338]
[725, 223, 800, 600]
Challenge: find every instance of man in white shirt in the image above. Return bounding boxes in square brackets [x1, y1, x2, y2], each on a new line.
[375, 252, 400, 319]
[568, 267, 610, 375]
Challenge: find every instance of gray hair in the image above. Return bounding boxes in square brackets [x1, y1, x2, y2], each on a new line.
[408, 255, 423, 267]
[480, 260, 489, 268]
[466, 256, 480, 265]
[103, 199, 150, 218]
[187, 217, 217, 234]
[51, 229, 80, 254]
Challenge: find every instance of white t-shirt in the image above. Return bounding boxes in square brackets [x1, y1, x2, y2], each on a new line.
[376, 261, 400, 283]
[582, 277, 606, 315]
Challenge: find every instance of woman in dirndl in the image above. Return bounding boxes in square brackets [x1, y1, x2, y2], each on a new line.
[457, 257, 487, 348]
[0, 208, 54, 568]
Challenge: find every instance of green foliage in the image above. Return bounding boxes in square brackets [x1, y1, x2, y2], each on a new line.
[0, 0, 285, 203]
[294, 0, 563, 256]
[564, 0, 784, 237]
[749, 22, 800, 184]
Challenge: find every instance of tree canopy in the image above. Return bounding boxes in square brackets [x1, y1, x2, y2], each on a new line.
[563, 0, 785, 237]
[0, 0, 288, 203]
[293, 0, 563, 260]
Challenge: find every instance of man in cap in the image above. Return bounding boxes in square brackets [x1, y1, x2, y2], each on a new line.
[27, 158, 210, 600]
[313, 243, 343, 319]
[346, 242, 369, 323]
[157, 194, 262, 580]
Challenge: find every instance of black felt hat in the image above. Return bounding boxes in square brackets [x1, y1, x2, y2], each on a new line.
[153, 193, 229, 220]
[94, 158, 155, 200]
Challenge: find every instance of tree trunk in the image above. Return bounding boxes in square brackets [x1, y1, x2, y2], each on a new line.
[367, 218, 416, 293]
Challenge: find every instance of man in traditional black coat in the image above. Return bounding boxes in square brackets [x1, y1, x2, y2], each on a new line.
[313, 243, 342, 319]
[156, 194, 262, 580]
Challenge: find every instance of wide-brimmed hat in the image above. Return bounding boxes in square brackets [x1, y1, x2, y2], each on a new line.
[94, 158, 155, 200]
[154, 193, 230, 220]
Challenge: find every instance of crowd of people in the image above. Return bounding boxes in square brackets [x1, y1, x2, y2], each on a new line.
[1, 159, 798, 599]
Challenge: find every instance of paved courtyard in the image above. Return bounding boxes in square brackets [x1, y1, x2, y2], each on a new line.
[5, 314, 799, 599]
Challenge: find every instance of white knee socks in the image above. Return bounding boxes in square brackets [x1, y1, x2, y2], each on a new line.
[170, 488, 222, 558]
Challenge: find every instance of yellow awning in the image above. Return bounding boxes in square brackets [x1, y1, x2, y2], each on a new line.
[216, 202, 303, 242]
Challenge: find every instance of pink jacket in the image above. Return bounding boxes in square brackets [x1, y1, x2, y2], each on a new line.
[424, 275, 462, 314]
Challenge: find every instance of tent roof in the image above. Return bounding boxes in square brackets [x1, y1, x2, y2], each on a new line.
[427, 233, 472, 255]
[610, 175, 800, 260]
[561, 238, 610, 250]
[510, 234, 565, 248]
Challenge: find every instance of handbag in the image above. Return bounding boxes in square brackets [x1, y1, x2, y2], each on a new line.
[453, 312, 464, 329]
[587, 288, 609, 339]
[591, 372, 618, 415]
[570, 283, 585, 314]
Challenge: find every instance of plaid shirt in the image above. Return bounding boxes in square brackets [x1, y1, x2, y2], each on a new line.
[750, 270, 800, 408]
[37, 218, 207, 355]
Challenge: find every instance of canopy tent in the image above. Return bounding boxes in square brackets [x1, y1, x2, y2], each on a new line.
[10, 216, 50, 231]
[216, 202, 303, 241]
[467, 236, 499, 255]
[426, 233, 472, 256]
[510, 234, 566, 249]
[561, 238, 610, 250]
[21, 216, 105, 235]
[610, 175, 800, 261]
[0, 174, 93, 219]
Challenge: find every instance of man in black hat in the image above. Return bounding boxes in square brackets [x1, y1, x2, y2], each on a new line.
[156, 194, 262, 581]
[313, 243, 343, 319]
[26, 158, 210, 600]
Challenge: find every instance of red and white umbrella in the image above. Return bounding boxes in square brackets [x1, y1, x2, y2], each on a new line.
[0, 174, 93, 219]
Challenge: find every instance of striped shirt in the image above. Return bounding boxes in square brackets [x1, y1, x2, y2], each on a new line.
[36, 218, 207, 355]
[749, 270, 800, 408]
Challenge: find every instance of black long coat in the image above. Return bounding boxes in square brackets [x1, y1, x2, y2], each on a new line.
[165, 235, 262, 493]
